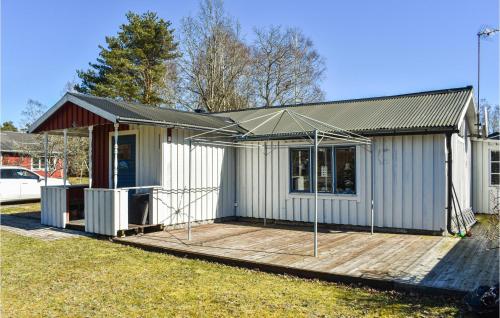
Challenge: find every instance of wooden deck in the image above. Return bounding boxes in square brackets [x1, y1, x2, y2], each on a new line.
[114, 220, 498, 295]
[66, 219, 163, 236]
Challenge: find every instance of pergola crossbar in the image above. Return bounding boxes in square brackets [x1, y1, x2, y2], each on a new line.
[184, 108, 374, 257]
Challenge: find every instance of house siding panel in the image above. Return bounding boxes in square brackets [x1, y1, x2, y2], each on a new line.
[155, 128, 236, 226]
[33, 102, 111, 133]
[472, 138, 500, 214]
[235, 135, 447, 232]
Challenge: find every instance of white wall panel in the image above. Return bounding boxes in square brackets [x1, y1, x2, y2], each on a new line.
[41, 186, 66, 228]
[452, 133, 472, 214]
[131, 125, 163, 187]
[157, 128, 236, 226]
[472, 138, 500, 214]
[236, 135, 447, 232]
[84, 188, 128, 236]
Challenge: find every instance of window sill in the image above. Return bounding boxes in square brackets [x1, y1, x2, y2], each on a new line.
[287, 192, 360, 202]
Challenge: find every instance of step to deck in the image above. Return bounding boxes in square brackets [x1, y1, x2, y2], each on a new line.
[65, 222, 85, 232]
[117, 224, 164, 237]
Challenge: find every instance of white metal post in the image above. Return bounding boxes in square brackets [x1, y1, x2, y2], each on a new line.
[187, 139, 192, 240]
[313, 129, 319, 257]
[88, 126, 93, 189]
[370, 142, 374, 235]
[44, 132, 48, 187]
[113, 123, 119, 189]
[264, 142, 267, 226]
[63, 129, 68, 186]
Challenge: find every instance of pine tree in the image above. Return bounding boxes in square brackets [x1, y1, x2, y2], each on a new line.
[75, 11, 179, 106]
[0, 121, 18, 132]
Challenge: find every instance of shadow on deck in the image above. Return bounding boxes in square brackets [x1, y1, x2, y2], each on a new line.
[114, 219, 499, 296]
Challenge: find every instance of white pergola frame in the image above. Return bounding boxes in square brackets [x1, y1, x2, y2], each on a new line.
[184, 108, 374, 257]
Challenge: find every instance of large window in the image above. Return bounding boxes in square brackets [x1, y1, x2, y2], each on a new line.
[289, 146, 356, 195]
[290, 148, 311, 192]
[334, 147, 356, 194]
[491, 150, 499, 186]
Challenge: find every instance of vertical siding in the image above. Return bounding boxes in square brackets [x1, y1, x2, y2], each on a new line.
[33, 101, 111, 133]
[451, 131, 472, 214]
[84, 188, 128, 236]
[472, 139, 500, 213]
[235, 135, 447, 232]
[41, 186, 67, 228]
[156, 128, 236, 226]
[132, 125, 163, 187]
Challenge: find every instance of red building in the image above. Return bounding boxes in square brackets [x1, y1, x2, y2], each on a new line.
[0, 131, 63, 178]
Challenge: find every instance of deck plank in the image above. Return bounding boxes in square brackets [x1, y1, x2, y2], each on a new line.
[115, 220, 498, 293]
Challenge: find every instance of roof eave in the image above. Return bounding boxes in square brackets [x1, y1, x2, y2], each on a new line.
[116, 116, 243, 135]
[238, 126, 458, 141]
[28, 93, 118, 134]
[358, 126, 458, 137]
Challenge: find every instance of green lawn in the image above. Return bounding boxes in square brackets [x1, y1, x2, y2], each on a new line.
[1, 205, 462, 317]
[0, 202, 40, 215]
[68, 176, 89, 185]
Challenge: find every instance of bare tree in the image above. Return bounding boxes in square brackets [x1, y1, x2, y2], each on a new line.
[252, 26, 325, 107]
[61, 79, 78, 96]
[178, 0, 253, 112]
[479, 99, 500, 135]
[19, 99, 89, 178]
[158, 61, 181, 108]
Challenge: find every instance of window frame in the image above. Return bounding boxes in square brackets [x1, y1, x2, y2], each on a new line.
[288, 145, 358, 197]
[490, 149, 500, 187]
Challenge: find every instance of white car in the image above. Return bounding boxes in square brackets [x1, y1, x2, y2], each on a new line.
[0, 166, 69, 203]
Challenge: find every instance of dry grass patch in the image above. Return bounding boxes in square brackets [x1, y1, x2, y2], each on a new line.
[0, 230, 463, 317]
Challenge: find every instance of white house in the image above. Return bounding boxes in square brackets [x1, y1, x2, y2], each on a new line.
[28, 86, 498, 237]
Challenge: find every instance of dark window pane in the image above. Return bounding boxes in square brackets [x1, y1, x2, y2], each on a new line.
[492, 174, 500, 186]
[118, 144, 131, 160]
[335, 147, 356, 194]
[1, 169, 17, 179]
[317, 147, 332, 192]
[492, 162, 500, 173]
[492, 151, 500, 162]
[290, 148, 310, 192]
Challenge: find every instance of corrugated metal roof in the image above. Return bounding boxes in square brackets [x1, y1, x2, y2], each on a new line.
[66, 93, 238, 131]
[31, 87, 473, 137]
[214, 86, 473, 136]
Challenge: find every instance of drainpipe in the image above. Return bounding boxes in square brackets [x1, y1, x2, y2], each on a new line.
[446, 133, 456, 235]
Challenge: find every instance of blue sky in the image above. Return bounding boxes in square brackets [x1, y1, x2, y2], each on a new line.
[2, 0, 498, 126]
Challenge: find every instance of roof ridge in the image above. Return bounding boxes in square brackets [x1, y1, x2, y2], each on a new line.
[67, 92, 236, 122]
[212, 86, 473, 114]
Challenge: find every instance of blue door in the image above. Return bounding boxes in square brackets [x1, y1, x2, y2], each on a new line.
[111, 134, 136, 188]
